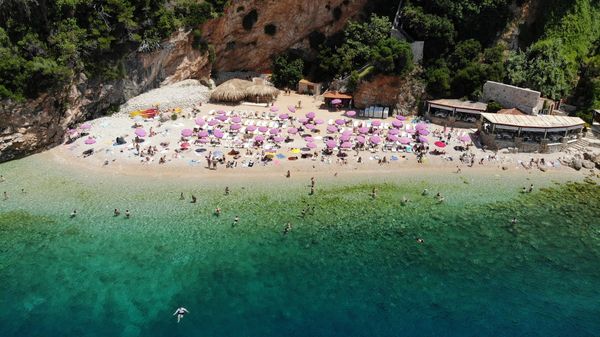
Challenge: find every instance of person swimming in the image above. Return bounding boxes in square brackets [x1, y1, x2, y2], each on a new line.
[114, 208, 120, 216]
[125, 209, 130, 218]
[191, 195, 197, 203]
[528, 184, 534, 193]
[214, 207, 221, 216]
[416, 238, 424, 244]
[233, 215, 239, 226]
[179, 192, 185, 200]
[225, 187, 230, 195]
[70, 209, 77, 218]
[421, 189, 429, 196]
[511, 217, 518, 225]
[283, 223, 292, 235]
[173, 307, 189, 323]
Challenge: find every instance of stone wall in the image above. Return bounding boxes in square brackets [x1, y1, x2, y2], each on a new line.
[353, 72, 425, 115]
[482, 81, 542, 114]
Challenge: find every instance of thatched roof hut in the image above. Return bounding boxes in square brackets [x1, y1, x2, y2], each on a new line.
[210, 79, 253, 103]
[246, 84, 280, 103]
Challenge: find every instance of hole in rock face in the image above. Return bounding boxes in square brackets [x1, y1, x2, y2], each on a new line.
[237, 6, 245, 13]
[325, 3, 331, 10]
[226, 41, 236, 51]
[333, 6, 342, 21]
[264, 24, 277, 36]
[243, 9, 258, 31]
[309, 31, 325, 50]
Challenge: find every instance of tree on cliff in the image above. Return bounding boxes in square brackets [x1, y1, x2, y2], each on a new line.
[271, 55, 304, 89]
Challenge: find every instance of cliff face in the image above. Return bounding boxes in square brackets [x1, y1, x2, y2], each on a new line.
[202, 0, 368, 71]
[0, 30, 211, 162]
[353, 72, 426, 115]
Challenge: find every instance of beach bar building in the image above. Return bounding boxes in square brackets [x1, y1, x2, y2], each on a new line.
[479, 113, 585, 153]
[297, 79, 322, 96]
[425, 99, 487, 127]
[323, 91, 353, 108]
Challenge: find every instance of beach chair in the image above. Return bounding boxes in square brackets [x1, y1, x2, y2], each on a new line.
[327, 119, 333, 125]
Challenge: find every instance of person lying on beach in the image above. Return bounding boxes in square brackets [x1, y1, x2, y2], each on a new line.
[173, 307, 189, 323]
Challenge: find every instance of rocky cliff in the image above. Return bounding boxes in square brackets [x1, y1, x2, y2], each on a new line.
[353, 71, 426, 115]
[0, 0, 370, 162]
[202, 0, 368, 71]
[0, 30, 211, 162]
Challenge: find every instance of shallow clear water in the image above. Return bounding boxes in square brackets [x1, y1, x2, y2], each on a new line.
[0, 156, 599, 336]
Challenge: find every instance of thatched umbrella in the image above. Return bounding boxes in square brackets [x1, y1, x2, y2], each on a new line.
[246, 84, 280, 103]
[210, 79, 253, 103]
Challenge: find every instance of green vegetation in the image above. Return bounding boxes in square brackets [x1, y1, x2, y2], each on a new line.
[270, 54, 304, 89]
[0, 0, 229, 101]
[315, 14, 413, 84]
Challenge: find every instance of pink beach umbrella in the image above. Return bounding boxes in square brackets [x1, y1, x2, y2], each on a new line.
[273, 136, 285, 143]
[388, 128, 399, 135]
[387, 134, 399, 142]
[356, 136, 366, 143]
[399, 137, 411, 144]
[258, 126, 269, 133]
[314, 119, 324, 125]
[305, 124, 315, 130]
[459, 134, 472, 143]
[304, 136, 314, 142]
[306, 112, 316, 119]
[213, 129, 224, 138]
[246, 125, 257, 132]
[358, 127, 369, 134]
[326, 140, 337, 148]
[369, 136, 381, 144]
[306, 142, 317, 149]
[269, 128, 280, 135]
[231, 116, 242, 123]
[340, 134, 351, 142]
[346, 110, 356, 117]
[415, 123, 428, 130]
[255, 135, 265, 142]
[395, 115, 406, 121]
[195, 117, 206, 126]
[80, 123, 92, 130]
[341, 141, 352, 149]
[198, 130, 209, 137]
[392, 120, 403, 128]
[181, 129, 193, 137]
[270, 106, 279, 112]
[198, 137, 209, 144]
[287, 127, 298, 134]
[84, 137, 96, 145]
[180, 142, 190, 149]
[217, 110, 226, 115]
[208, 119, 220, 126]
[327, 125, 338, 133]
[371, 120, 381, 127]
[342, 130, 353, 136]
[418, 129, 430, 136]
[230, 124, 241, 131]
[418, 136, 429, 143]
[406, 128, 416, 135]
[278, 113, 289, 120]
[298, 118, 308, 123]
[331, 99, 342, 105]
[217, 114, 228, 122]
[335, 119, 346, 126]
[135, 128, 147, 137]
[287, 105, 296, 113]
[434, 141, 447, 148]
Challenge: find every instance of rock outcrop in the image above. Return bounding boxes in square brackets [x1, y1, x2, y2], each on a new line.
[202, 0, 368, 71]
[353, 71, 426, 115]
[0, 30, 211, 162]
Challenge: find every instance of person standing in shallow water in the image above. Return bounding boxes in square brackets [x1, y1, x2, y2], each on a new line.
[225, 187, 229, 195]
[233, 215, 239, 226]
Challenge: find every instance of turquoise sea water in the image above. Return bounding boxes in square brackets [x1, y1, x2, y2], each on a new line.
[1, 155, 599, 336]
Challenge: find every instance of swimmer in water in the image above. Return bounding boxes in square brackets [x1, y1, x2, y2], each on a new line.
[401, 196, 409, 205]
[422, 189, 428, 196]
[214, 207, 221, 216]
[173, 307, 189, 323]
[114, 208, 120, 216]
[416, 238, 424, 244]
[125, 209, 130, 218]
[179, 192, 185, 200]
[233, 215, 239, 226]
[521, 187, 527, 193]
[70, 209, 77, 218]
[511, 217, 518, 225]
[3, 191, 7, 200]
[191, 195, 197, 203]
[283, 222, 292, 235]
[528, 184, 534, 193]
[225, 187, 230, 195]
[286, 170, 290, 178]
